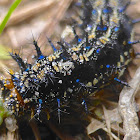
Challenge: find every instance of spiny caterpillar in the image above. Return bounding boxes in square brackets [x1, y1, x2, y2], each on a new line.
[0, 0, 139, 124]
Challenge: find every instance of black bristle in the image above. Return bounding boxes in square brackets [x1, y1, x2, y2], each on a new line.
[33, 40, 43, 58]
[9, 52, 27, 72]
[47, 37, 57, 52]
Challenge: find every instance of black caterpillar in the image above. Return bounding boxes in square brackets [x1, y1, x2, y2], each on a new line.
[0, 0, 139, 125]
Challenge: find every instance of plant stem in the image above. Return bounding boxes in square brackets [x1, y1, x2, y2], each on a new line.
[0, 0, 22, 34]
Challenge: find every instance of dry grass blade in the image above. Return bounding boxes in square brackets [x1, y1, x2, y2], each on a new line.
[29, 120, 41, 140]
[102, 105, 113, 140]
[102, 128, 120, 140]
[6, 0, 57, 27]
[111, 123, 124, 136]
[39, 0, 73, 45]
[47, 122, 75, 140]
[87, 118, 105, 135]
[5, 0, 73, 48]
[87, 117, 121, 140]
[0, 0, 11, 5]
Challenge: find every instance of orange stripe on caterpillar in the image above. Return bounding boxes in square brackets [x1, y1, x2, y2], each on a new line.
[4, 79, 24, 106]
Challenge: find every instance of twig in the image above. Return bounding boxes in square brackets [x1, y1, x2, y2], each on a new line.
[118, 67, 140, 140]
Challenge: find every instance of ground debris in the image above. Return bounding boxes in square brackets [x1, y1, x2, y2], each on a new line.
[119, 67, 140, 140]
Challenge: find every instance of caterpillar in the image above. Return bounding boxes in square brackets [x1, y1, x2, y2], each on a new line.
[0, 0, 139, 138]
